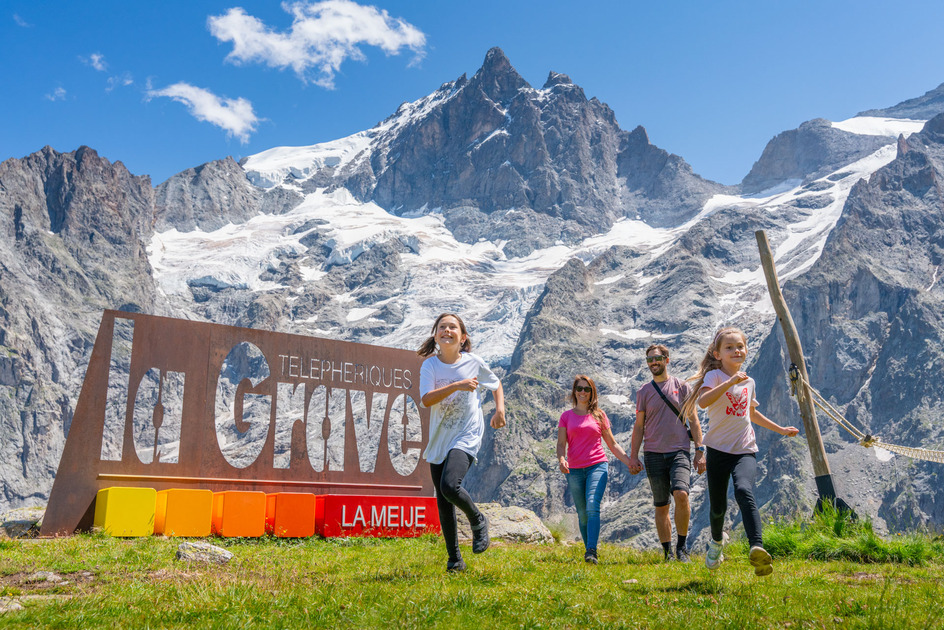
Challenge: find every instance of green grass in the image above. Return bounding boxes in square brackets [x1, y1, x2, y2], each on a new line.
[758, 505, 944, 565]
[1, 526, 942, 629]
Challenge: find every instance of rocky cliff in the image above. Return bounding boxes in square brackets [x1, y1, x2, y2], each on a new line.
[0, 146, 159, 506]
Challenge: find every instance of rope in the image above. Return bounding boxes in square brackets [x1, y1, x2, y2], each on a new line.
[788, 364, 944, 465]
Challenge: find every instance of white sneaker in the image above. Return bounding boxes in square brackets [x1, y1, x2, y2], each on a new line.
[749, 545, 773, 577]
[705, 532, 728, 570]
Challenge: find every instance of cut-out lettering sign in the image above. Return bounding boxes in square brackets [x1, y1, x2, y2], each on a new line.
[41, 311, 430, 536]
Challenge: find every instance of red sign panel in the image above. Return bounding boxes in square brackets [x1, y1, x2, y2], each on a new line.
[316, 495, 440, 538]
[41, 311, 432, 536]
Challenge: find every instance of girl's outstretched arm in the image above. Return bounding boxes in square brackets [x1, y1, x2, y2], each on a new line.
[697, 371, 748, 408]
[750, 406, 799, 436]
[489, 382, 506, 428]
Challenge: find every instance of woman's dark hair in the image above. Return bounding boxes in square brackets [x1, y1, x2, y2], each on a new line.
[570, 374, 606, 429]
[417, 313, 472, 357]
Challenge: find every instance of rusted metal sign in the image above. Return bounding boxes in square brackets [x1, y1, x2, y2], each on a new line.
[41, 310, 430, 536]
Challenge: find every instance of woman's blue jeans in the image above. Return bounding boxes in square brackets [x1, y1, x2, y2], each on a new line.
[565, 461, 608, 551]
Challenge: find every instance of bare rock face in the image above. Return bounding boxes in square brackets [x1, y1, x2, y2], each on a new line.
[0, 146, 159, 511]
[154, 156, 302, 231]
[741, 119, 893, 194]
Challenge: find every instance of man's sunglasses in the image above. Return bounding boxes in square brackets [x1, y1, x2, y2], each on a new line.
[574, 386, 592, 393]
[646, 355, 666, 363]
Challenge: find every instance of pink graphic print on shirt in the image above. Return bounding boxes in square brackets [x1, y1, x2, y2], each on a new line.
[725, 389, 749, 417]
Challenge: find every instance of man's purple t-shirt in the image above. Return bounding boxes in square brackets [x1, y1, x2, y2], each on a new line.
[635, 375, 692, 453]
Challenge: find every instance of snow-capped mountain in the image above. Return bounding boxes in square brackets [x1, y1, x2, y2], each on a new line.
[2, 48, 944, 542]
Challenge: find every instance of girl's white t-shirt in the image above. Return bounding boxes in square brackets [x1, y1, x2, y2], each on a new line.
[701, 369, 759, 454]
[419, 352, 501, 465]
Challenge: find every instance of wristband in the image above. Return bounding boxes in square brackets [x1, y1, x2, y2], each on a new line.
[695, 446, 706, 453]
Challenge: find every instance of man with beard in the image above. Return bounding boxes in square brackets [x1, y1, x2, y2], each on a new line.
[628, 344, 705, 562]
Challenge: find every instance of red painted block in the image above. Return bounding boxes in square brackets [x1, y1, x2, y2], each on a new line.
[211, 491, 266, 537]
[315, 495, 440, 538]
[265, 492, 317, 538]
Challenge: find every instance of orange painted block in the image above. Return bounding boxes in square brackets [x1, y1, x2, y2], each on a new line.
[211, 491, 266, 537]
[93, 487, 156, 537]
[265, 493, 317, 538]
[155, 489, 213, 537]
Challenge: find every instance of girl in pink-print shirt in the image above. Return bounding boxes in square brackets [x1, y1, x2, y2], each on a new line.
[556, 374, 632, 564]
[681, 327, 798, 577]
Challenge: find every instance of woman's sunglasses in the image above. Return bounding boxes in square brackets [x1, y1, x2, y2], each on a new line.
[574, 386, 592, 393]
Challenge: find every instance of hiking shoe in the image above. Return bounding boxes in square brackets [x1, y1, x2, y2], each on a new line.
[446, 559, 467, 573]
[676, 547, 691, 563]
[705, 539, 725, 570]
[664, 550, 675, 563]
[749, 545, 773, 577]
[584, 548, 598, 564]
[471, 514, 490, 554]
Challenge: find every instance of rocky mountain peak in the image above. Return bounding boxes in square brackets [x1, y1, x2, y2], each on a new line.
[542, 71, 573, 89]
[467, 46, 530, 104]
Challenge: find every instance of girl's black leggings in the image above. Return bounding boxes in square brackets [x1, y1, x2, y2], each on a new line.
[706, 447, 764, 547]
[429, 448, 482, 563]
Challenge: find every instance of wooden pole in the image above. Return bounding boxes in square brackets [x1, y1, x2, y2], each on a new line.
[755, 230, 850, 510]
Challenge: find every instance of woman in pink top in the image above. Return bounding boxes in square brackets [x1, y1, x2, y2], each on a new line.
[556, 374, 632, 563]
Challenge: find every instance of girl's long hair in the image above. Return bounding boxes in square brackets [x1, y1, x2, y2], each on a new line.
[680, 327, 748, 419]
[417, 313, 472, 357]
[570, 374, 606, 430]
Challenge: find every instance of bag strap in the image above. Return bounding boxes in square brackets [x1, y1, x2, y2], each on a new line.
[651, 379, 683, 422]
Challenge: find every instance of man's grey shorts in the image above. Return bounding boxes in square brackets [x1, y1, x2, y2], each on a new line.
[644, 450, 692, 507]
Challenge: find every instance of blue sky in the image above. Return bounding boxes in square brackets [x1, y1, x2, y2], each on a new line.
[3, 0, 944, 187]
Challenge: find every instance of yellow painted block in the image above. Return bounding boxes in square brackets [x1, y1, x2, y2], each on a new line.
[155, 489, 213, 537]
[93, 487, 156, 537]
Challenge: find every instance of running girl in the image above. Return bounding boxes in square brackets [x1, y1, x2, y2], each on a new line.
[681, 327, 799, 576]
[418, 313, 506, 572]
[557, 374, 632, 564]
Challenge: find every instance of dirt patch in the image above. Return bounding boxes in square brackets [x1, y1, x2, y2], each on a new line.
[1, 570, 96, 593]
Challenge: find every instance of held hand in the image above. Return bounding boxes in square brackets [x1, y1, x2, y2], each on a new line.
[627, 455, 643, 475]
[781, 426, 800, 437]
[693, 451, 707, 474]
[489, 409, 506, 429]
[558, 457, 569, 474]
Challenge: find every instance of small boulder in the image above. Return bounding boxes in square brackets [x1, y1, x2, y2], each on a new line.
[0, 597, 24, 613]
[0, 507, 45, 538]
[457, 503, 554, 544]
[176, 541, 233, 565]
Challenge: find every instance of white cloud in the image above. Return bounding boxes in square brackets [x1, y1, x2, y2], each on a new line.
[207, 0, 426, 88]
[147, 82, 260, 143]
[106, 72, 134, 92]
[45, 87, 67, 101]
[81, 53, 108, 71]
[13, 14, 32, 28]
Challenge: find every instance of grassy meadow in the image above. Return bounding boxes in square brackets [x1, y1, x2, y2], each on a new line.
[1, 513, 942, 629]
